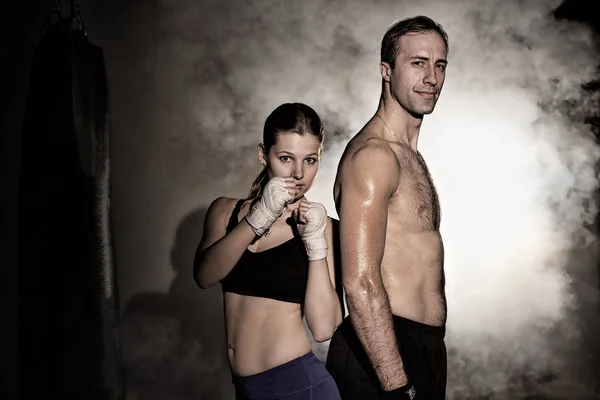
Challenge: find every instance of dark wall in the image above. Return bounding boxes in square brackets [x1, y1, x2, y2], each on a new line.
[0, 1, 48, 399]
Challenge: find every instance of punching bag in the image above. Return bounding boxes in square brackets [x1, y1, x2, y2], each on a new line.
[18, 3, 124, 399]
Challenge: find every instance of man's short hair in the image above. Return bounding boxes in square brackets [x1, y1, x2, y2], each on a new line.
[381, 16, 449, 69]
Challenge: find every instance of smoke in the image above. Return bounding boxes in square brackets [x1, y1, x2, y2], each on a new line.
[418, 3, 600, 397]
[115, 0, 600, 398]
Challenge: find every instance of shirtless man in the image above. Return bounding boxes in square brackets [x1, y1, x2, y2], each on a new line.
[325, 16, 449, 400]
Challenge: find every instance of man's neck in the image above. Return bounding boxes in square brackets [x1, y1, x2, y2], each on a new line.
[376, 95, 423, 150]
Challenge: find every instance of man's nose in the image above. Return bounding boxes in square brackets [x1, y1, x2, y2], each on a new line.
[423, 64, 438, 86]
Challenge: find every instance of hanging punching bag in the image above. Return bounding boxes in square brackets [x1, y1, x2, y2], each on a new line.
[18, 2, 124, 399]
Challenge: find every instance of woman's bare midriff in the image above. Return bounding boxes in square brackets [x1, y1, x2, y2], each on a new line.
[381, 230, 447, 327]
[224, 292, 312, 377]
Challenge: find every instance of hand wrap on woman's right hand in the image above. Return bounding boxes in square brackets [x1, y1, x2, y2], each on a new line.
[245, 177, 292, 236]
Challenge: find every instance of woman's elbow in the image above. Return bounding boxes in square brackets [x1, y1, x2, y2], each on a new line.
[194, 274, 216, 290]
[310, 318, 341, 343]
[196, 279, 212, 290]
[312, 328, 335, 343]
[193, 262, 213, 290]
[193, 274, 209, 290]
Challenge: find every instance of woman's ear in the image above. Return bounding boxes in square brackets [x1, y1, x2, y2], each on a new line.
[258, 143, 267, 166]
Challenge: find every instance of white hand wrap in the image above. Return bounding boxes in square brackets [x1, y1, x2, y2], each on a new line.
[298, 203, 328, 261]
[245, 177, 292, 236]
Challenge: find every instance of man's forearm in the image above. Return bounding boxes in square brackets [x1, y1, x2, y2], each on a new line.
[346, 281, 408, 390]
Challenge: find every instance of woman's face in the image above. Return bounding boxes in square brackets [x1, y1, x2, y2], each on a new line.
[259, 132, 321, 200]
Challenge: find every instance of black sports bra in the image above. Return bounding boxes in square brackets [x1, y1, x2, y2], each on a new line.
[220, 200, 309, 304]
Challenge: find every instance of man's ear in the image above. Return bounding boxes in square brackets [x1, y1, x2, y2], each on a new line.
[380, 61, 392, 83]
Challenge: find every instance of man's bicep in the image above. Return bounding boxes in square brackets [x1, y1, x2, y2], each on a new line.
[338, 175, 390, 287]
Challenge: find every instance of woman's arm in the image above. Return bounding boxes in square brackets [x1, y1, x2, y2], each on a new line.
[194, 177, 297, 289]
[304, 217, 343, 342]
[193, 197, 256, 289]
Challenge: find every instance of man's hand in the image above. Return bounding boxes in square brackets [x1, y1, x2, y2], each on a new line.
[380, 382, 416, 400]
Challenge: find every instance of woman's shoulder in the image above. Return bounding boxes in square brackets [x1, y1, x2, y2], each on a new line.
[207, 196, 254, 220]
[208, 196, 242, 214]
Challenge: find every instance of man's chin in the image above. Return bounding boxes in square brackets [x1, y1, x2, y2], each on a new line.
[408, 107, 434, 118]
[416, 98, 439, 115]
[417, 104, 436, 115]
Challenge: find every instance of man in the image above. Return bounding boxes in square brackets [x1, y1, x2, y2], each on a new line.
[326, 16, 449, 400]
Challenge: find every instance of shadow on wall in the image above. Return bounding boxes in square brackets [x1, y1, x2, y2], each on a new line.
[119, 207, 235, 400]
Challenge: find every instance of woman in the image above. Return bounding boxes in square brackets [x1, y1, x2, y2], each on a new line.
[194, 103, 343, 399]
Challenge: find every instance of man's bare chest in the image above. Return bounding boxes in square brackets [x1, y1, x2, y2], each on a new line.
[392, 151, 441, 231]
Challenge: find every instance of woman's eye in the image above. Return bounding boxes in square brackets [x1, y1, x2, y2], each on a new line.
[280, 156, 291, 162]
[305, 158, 317, 164]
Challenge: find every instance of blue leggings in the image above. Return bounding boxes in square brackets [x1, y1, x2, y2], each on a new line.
[233, 351, 341, 400]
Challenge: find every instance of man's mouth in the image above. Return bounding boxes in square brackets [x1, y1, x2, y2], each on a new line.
[416, 91, 436, 98]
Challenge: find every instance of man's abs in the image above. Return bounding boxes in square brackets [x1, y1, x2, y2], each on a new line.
[380, 145, 446, 326]
[381, 229, 446, 327]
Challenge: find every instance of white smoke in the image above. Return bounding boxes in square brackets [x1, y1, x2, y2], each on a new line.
[120, 0, 600, 398]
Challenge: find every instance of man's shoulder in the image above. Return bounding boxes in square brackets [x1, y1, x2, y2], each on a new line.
[335, 137, 400, 197]
[340, 134, 399, 170]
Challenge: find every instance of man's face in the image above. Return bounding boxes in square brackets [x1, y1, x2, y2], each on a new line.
[382, 31, 448, 116]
